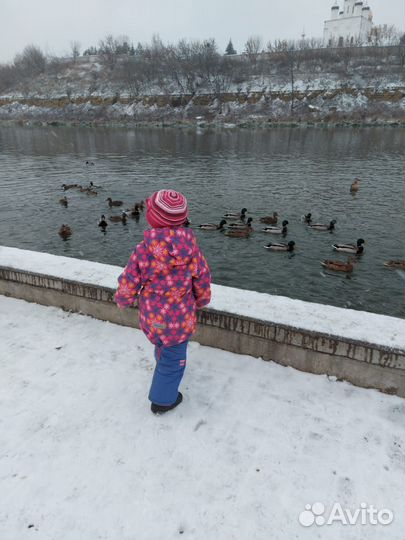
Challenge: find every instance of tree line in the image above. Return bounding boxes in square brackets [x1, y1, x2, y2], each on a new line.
[0, 30, 404, 96]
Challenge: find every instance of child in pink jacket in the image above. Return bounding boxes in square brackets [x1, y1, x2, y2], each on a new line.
[114, 189, 211, 414]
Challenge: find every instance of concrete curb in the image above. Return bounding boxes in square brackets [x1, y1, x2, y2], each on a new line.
[1, 265, 404, 397]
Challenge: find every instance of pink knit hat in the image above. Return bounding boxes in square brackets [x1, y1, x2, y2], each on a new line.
[146, 189, 188, 228]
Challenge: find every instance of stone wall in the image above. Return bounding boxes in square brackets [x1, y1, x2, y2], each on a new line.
[1, 265, 404, 397]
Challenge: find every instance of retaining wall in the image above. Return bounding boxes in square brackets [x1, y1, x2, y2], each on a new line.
[0, 250, 404, 397]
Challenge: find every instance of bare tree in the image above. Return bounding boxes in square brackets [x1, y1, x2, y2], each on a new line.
[370, 25, 401, 46]
[14, 45, 46, 78]
[399, 34, 405, 68]
[244, 35, 263, 64]
[70, 41, 81, 62]
[0, 63, 18, 92]
[271, 40, 297, 114]
[121, 56, 145, 97]
[98, 35, 120, 70]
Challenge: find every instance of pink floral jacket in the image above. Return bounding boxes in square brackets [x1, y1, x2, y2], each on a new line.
[114, 227, 211, 346]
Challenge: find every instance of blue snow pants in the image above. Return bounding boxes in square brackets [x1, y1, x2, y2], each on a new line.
[148, 340, 188, 406]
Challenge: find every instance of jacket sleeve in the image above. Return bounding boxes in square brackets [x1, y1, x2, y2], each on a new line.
[192, 248, 212, 309]
[114, 248, 143, 308]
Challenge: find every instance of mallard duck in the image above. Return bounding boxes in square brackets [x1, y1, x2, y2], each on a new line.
[332, 238, 365, 254]
[303, 213, 312, 224]
[350, 178, 360, 192]
[130, 203, 141, 216]
[223, 208, 247, 220]
[98, 215, 108, 228]
[58, 224, 72, 239]
[383, 260, 405, 269]
[321, 258, 354, 273]
[106, 197, 123, 207]
[260, 212, 278, 225]
[133, 200, 145, 211]
[228, 217, 253, 230]
[224, 227, 252, 238]
[62, 183, 80, 191]
[59, 196, 68, 207]
[262, 220, 288, 235]
[264, 240, 295, 252]
[198, 219, 227, 231]
[109, 211, 128, 223]
[88, 181, 101, 189]
[85, 161, 95, 166]
[125, 206, 136, 217]
[309, 219, 336, 231]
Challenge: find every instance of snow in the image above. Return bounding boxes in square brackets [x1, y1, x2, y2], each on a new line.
[1, 246, 404, 351]
[0, 52, 403, 121]
[0, 295, 404, 540]
[210, 284, 405, 350]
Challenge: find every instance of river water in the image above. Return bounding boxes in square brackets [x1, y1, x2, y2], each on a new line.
[0, 125, 404, 317]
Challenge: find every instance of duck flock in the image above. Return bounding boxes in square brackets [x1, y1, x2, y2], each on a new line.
[58, 169, 405, 273]
[58, 161, 146, 240]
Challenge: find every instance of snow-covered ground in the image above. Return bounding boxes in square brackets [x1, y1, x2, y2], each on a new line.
[1, 246, 404, 350]
[0, 295, 404, 540]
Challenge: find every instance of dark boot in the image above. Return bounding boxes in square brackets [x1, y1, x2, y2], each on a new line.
[151, 392, 183, 415]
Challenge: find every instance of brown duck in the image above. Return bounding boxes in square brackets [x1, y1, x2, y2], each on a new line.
[58, 224, 72, 239]
[260, 212, 278, 225]
[107, 197, 123, 207]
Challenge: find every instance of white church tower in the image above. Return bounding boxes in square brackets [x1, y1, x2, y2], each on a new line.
[323, 0, 373, 46]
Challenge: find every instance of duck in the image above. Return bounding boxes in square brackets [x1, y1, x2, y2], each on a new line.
[109, 211, 128, 224]
[129, 203, 141, 216]
[62, 183, 80, 191]
[224, 227, 252, 238]
[85, 161, 95, 166]
[134, 200, 145, 211]
[309, 219, 336, 231]
[262, 220, 288, 235]
[227, 217, 253, 230]
[106, 197, 123, 207]
[59, 196, 68, 207]
[223, 208, 248, 220]
[79, 186, 97, 195]
[260, 212, 278, 225]
[183, 218, 191, 227]
[126, 206, 139, 218]
[332, 238, 365, 254]
[88, 181, 101, 189]
[58, 224, 72, 239]
[98, 215, 108, 229]
[303, 213, 312, 224]
[198, 219, 227, 231]
[350, 178, 360, 192]
[321, 258, 354, 273]
[264, 240, 295, 252]
[383, 260, 405, 269]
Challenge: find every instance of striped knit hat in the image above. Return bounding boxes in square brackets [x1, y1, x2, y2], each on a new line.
[146, 189, 188, 228]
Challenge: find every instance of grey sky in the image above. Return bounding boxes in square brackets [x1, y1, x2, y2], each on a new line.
[0, 0, 404, 63]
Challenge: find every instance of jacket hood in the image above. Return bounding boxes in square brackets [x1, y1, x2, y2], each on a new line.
[143, 227, 197, 267]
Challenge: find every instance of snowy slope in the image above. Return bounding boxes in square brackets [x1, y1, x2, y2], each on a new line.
[0, 295, 404, 540]
[0, 246, 404, 350]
